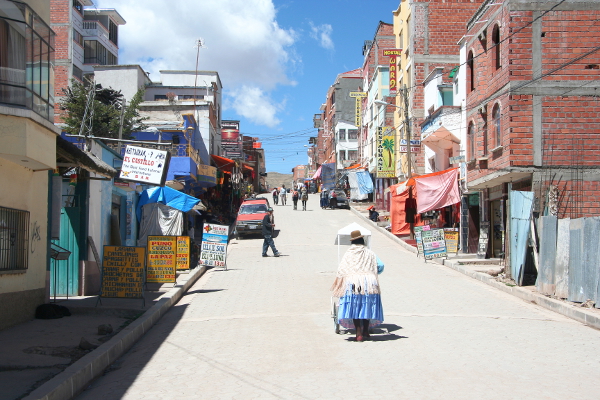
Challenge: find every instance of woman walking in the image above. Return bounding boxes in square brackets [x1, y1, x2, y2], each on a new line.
[331, 230, 384, 342]
[292, 189, 299, 210]
[272, 187, 279, 205]
[320, 187, 329, 209]
[279, 185, 287, 206]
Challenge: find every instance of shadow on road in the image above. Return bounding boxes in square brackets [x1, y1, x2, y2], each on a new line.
[184, 289, 225, 295]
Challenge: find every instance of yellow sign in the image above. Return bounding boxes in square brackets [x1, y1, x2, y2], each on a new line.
[101, 246, 145, 298]
[349, 91, 367, 98]
[444, 228, 459, 254]
[147, 236, 177, 283]
[176, 236, 190, 270]
[376, 126, 396, 178]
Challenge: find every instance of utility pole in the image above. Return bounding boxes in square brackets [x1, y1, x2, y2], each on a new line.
[117, 99, 126, 155]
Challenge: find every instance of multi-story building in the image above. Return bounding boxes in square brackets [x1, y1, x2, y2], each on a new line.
[50, 0, 125, 123]
[360, 21, 395, 210]
[391, 0, 482, 179]
[0, 0, 59, 329]
[463, 0, 600, 258]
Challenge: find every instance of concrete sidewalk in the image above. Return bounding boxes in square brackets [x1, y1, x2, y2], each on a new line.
[1, 265, 207, 400]
[350, 202, 600, 331]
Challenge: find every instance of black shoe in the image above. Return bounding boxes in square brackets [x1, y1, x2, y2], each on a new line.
[274, 253, 280, 257]
[262, 254, 268, 257]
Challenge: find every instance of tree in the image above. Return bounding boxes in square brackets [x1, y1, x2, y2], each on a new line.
[382, 137, 395, 168]
[59, 80, 147, 140]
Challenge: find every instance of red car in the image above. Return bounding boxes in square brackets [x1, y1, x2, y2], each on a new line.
[235, 198, 270, 238]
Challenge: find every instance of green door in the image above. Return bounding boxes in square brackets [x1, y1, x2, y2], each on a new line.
[50, 207, 80, 297]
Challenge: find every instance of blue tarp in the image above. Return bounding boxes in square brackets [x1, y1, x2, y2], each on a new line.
[321, 163, 336, 190]
[356, 170, 374, 194]
[136, 186, 200, 220]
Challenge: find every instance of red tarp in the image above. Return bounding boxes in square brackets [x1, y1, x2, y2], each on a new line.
[389, 184, 421, 235]
[415, 168, 459, 214]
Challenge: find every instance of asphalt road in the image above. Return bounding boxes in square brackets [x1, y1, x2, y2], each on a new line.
[76, 194, 600, 400]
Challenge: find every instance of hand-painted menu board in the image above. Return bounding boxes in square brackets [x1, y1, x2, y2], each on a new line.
[444, 228, 459, 254]
[101, 246, 145, 298]
[176, 236, 190, 270]
[147, 236, 177, 283]
[200, 223, 229, 268]
[421, 228, 447, 259]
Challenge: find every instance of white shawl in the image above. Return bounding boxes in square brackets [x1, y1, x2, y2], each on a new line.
[330, 244, 380, 297]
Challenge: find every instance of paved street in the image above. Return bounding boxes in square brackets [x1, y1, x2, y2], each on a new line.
[76, 194, 600, 400]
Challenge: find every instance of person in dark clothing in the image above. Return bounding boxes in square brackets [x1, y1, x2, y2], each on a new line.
[292, 189, 299, 210]
[329, 189, 338, 209]
[262, 208, 280, 257]
[368, 206, 379, 222]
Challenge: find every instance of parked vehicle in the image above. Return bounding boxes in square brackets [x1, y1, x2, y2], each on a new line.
[235, 198, 270, 238]
[332, 189, 350, 209]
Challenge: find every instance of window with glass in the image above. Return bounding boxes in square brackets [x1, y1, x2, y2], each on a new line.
[467, 50, 475, 92]
[348, 150, 358, 161]
[73, 28, 83, 47]
[348, 129, 358, 140]
[72, 64, 83, 81]
[0, 1, 55, 121]
[338, 129, 346, 141]
[73, 0, 83, 14]
[84, 40, 110, 65]
[492, 103, 501, 148]
[108, 19, 118, 46]
[0, 206, 30, 271]
[492, 25, 501, 71]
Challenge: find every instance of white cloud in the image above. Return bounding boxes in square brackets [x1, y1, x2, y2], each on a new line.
[227, 86, 281, 128]
[94, 0, 299, 127]
[309, 22, 334, 50]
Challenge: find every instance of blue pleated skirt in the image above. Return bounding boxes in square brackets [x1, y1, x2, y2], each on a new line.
[337, 292, 384, 329]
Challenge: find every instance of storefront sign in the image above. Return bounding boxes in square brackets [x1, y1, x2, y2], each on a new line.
[200, 223, 229, 268]
[422, 228, 447, 259]
[376, 126, 396, 178]
[383, 49, 402, 95]
[477, 222, 490, 259]
[449, 155, 465, 164]
[147, 236, 177, 283]
[120, 145, 170, 186]
[197, 164, 217, 185]
[176, 236, 190, 270]
[400, 139, 421, 146]
[350, 92, 367, 127]
[100, 246, 145, 298]
[399, 146, 420, 153]
[444, 228, 459, 254]
[414, 225, 429, 255]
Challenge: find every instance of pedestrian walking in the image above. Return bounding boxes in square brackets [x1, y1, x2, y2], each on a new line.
[320, 187, 329, 209]
[272, 187, 279, 205]
[261, 208, 280, 257]
[331, 230, 384, 342]
[301, 186, 308, 211]
[292, 189, 299, 210]
[280, 185, 287, 206]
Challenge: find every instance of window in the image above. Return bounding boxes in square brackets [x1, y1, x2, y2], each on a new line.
[492, 25, 501, 70]
[467, 50, 475, 92]
[481, 108, 488, 155]
[181, 95, 204, 100]
[492, 103, 501, 148]
[338, 129, 346, 141]
[72, 64, 83, 81]
[154, 95, 168, 100]
[0, 206, 30, 271]
[73, 0, 83, 14]
[108, 20, 118, 46]
[73, 29, 83, 47]
[0, 1, 55, 121]
[107, 52, 117, 65]
[84, 40, 109, 65]
[348, 150, 358, 161]
[468, 122, 475, 161]
[348, 129, 358, 140]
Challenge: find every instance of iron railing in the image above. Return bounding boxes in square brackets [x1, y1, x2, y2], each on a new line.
[0, 206, 30, 271]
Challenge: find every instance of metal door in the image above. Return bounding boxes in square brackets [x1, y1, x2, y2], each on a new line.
[50, 208, 80, 297]
[509, 191, 534, 286]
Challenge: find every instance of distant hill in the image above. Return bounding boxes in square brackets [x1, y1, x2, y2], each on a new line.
[264, 172, 293, 190]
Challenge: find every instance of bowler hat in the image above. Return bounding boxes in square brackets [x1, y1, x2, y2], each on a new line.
[349, 230, 364, 241]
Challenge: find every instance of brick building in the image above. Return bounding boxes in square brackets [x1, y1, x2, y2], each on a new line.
[464, 0, 600, 257]
[50, 0, 125, 123]
[392, 0, 482, 178]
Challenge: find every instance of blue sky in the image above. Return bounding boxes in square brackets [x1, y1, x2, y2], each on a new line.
[95, 0, 400, 173]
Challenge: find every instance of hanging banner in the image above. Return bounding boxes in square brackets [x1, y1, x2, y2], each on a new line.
[376, 126, 396, 178]
[421, 228, 447, 259]
[383, 49, 402, 95]
[100, 246, 145, 298]
[349, 91, 367, 127]
[200, 223, 229, 268]
[444, 228, 459, 254]
[147, 236, 177, 283]
[176, 236, 191, 270]
[120, 145, 171, 186]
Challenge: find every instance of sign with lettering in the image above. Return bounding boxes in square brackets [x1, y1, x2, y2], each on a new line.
[477, 222, 490, 259]
[444, 228, 459, 254]
[421, 228, 447, 259]
[399, 146, 421, 153]
[200, 223, 229, 268]
[376, 126, 396, 178]
[449, 155, 465, 164]
[101, 246, 145, 298]
[147, 236, 177, 283]
[176, 236, 191, 270]
[414, 225, 427, 255]
[400, 139, 421, 146]
[383, 49, 402, 95]
[119, 145, 171, 186]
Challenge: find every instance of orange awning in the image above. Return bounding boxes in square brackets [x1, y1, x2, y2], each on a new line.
[242, 163, 254, 171]
[345, 163, 362, 170]
[211, 154, 236, 172]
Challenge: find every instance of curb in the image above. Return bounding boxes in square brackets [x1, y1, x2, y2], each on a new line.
[349, 205, 600, 331]
[24, 266, 208, 400]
